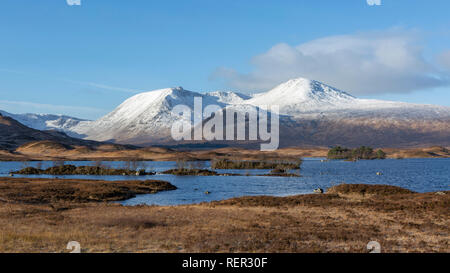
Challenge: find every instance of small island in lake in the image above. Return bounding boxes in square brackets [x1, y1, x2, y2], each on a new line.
[211, 159, 302, 170]
[12, 165, 155, 176]
[327, 146, 387, 160]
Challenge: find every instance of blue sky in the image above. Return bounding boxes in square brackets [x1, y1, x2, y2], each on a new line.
[1, 0, 450, 119]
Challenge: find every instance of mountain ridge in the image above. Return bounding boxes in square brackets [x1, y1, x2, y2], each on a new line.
[69, 77, 450, 147]
[0, 112, 103, 151]
[0, 110, 86, 136]
[3, 77, 450, 147]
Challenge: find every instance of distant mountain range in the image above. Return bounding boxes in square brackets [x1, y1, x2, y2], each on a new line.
[0, 112, 99, 150]
[2, 77, 450, 148]
[0, 110, 86, 138]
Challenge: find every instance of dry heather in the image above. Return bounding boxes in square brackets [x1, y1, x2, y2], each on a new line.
[326, 184, 414, 196]
[0, 179, 448, 253]
[0, 177, 176, 204]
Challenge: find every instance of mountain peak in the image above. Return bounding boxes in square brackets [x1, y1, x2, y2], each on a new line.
[281, 77, 313, 85]
[273, 77, 354, 98]
[0, 109, 85, 133]
[136, 86, 184, 97]
[60, 77, 450, 147]
[247, 77, 356, 112]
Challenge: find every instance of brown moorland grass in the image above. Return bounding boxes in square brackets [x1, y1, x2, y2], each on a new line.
[326, 184, 415, 196]
[0, 179, 448, 253]
[2, 143, 449, 162]
[383, 146, 450, 159]
[0, 177, 176, 204]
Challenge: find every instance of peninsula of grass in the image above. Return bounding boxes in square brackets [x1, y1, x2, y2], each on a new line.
[327, 146, 387, 160]
[162, 168, 219, 176]
[161, 168, 242, 176]
[0, 177, 176, 204]
[211, 159, 302, 170]
[326, 183, 414, 196]
[261, 169, 301, 177]
[12, 165, 155, 176]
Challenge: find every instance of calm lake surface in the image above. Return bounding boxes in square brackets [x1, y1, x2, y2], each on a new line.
[0, 158, 448, 206]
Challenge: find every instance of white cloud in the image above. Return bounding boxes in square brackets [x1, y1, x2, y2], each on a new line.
[438, 50, 450, 71]
[213, 29, 450, 95]
[67, 80, 140, 94]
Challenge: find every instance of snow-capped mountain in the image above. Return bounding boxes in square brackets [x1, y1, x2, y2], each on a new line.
[66, 77, 450, 147]
[247, 78, 356, 114]
[0, 110, 86, 133]
[246, 78, 450, 119]
[71, 87, 228, 143]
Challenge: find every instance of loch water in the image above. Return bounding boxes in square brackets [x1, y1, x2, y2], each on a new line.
[0, 158, 448, 206]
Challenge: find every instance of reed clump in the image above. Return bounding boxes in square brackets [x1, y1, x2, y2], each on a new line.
[211, 159, 302, 170]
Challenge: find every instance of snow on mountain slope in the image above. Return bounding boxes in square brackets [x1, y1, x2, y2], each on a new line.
[206, 91, 251, 104]
[0, 110, 86, 132]
[72, 87, 228, 143]
[3, 77, 448, 147]
[69, 77, 450, 146]
[247, 78, 356, 111]
[246, 78, 450, 119]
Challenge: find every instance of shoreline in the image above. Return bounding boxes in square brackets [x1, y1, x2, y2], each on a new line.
[0, 177, 177, 204]
[1, 143, 449, 162]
